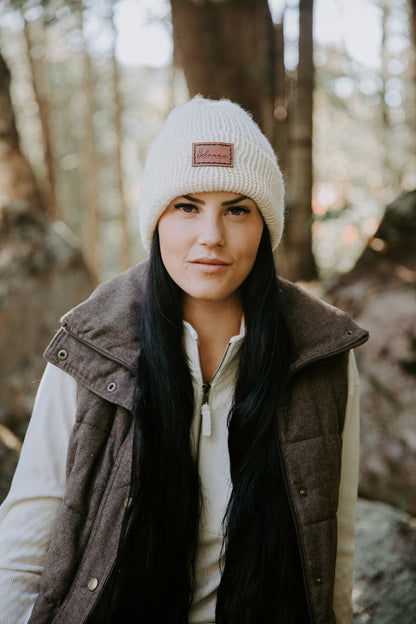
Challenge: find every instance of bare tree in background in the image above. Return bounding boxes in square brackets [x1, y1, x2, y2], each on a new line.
[272, 19, 287, 175]
[170, 0, 317, 281]
[170, 0, 276, 136]
[282, 0, 317, 281]
[411, 0, 416, 126]
[109, 1, 132, 271]
[0, 53, 43, 211]
[20, 8, 58, 219]
[78, 0, 101, 285]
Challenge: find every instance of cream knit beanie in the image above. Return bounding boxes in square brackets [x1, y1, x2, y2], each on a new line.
[139, 96, 284, 252]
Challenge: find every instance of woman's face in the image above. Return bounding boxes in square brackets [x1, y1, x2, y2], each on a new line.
[158, 191, 264, 308]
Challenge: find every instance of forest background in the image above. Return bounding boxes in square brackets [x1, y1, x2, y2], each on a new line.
[2, 0, 415, 283]
[1, 0, 416, 621]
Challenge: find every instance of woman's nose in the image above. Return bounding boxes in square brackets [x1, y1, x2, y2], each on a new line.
[197, 215, 225, 247]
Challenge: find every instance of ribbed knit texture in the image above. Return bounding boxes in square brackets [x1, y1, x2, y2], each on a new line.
[139, 97, 285, 252]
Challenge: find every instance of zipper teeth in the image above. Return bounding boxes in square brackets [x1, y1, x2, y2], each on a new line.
[194, 339, 235, 462]
[210, 340, 235, 385]
[196, 383, 211, 464]
[202, 382, 211, 401]
[62, 323, 136, 374]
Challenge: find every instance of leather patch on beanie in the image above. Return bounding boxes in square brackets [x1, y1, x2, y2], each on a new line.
[192, 142, 234, 167]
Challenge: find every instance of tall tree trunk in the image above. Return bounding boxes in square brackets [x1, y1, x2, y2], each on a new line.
[379, 3, 396, 189]
[0, 54, 43, 212]
[21, 14, 58, 219]
[410, 0, 416, 131]
[273, 20, 287, 176]
[283, 0, 317, 281]
[170, 0, 276, 141]
[79, 2, 101, 285]
[170, 0, 315, 280]
[110, 5, 132, 271]
[381, 4, 390, 130]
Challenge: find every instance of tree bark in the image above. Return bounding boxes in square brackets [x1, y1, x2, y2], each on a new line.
[273, 20, 287, 175]
[21, 14, 58, 219]
[282, 0, 317, 281]
[110, 5, 132, 271]
[0, 54, 43, 212]
[170, 0, 276, 141]
[79, 2, 101, 285]
[410, 0, 416, 131]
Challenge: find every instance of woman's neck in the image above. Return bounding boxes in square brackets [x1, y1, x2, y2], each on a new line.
[183, 296, 243, 381]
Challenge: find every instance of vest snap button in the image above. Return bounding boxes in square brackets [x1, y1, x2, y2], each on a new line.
[88, 577, 99, 591]
[107, 382, 117, 392]
[315, 577, 323, 585]
[57, 349, 68, 361]
[299, 488, 307, 497]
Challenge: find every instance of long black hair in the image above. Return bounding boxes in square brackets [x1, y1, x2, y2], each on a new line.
[216, 229, 309, 623]
[90, 226, 309, 623]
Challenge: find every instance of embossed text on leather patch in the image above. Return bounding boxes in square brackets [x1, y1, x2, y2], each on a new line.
[192, 142, 234, 167]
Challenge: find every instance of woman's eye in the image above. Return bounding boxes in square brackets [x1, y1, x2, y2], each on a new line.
[174, 203, 197, 214]
[227, 206, 250, 216]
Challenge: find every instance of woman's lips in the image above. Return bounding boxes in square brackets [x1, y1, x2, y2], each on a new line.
[188, 258, 231, 273]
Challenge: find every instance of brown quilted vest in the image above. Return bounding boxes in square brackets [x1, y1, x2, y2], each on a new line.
[28, 262, 368, 624]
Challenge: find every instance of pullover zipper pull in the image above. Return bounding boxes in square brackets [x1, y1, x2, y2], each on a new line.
[201, 383, 211, 437]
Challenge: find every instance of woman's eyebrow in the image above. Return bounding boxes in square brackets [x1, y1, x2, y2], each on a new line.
[182, 194, 205, 204]
[221, 195, 248, 206]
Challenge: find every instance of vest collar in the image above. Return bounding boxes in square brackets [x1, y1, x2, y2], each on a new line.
[45, 264, 368, 406]
[278, 278, 369, 375]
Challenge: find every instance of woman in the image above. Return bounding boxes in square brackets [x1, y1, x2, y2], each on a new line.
[0, 97, 368, 623]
